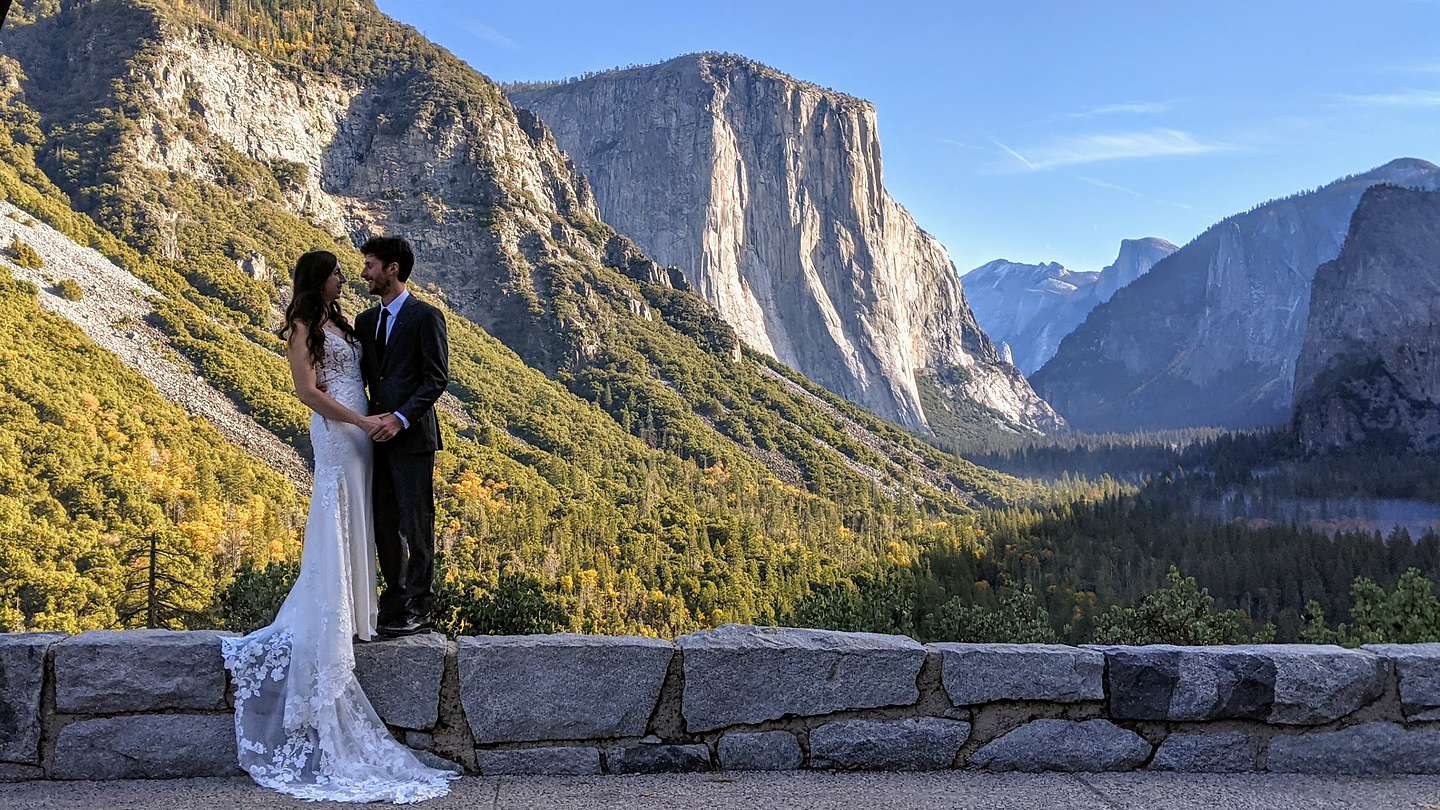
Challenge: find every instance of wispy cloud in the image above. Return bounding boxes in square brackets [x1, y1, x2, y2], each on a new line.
[1067, 101, 1171, 119]
[1075, 175, 1144, 197]
[1073, 174, 1194, 210]
[1333, 89, 1440, 108]
[990, 138, 1037, 170]
[993, 128, 1235, 171]
[461, 20, 519, 50]
[938, 137, 987, 151]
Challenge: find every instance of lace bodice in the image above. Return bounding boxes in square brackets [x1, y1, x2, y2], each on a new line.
[317, 328, 366, 405]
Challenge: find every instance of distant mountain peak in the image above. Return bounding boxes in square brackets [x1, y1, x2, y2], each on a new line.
[1097, 237, 1178, 303]
[1372, 156, 1438, 174]
[962, 238, 1174, 375]
[1119, 236, 1179, 250]
[1343, 157, 1440, 189]
[966, 259, 1076, 285]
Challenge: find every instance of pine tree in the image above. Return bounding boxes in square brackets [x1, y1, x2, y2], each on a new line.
[117, 527, 213, 629]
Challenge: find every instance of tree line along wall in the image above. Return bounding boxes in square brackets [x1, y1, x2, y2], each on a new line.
[2, 624, 1440, 780]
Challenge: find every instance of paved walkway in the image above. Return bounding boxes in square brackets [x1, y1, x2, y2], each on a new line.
[5, 772, 1440, 809]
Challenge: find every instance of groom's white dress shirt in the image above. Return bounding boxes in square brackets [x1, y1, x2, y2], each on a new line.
[377, 289, 411, 430]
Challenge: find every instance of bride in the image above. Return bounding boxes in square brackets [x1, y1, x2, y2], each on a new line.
[220, 250, 458, 803]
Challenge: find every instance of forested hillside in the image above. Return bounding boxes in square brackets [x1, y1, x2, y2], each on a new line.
[795, 431, 1440, 644]
[0, 263, 306, 633]
[0, 0, 1029, 636]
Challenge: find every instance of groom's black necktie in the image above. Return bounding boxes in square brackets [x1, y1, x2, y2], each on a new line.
[376, 307, 390, 369]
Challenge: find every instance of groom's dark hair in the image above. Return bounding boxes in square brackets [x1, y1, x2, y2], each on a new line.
[362, 236, 415, 282]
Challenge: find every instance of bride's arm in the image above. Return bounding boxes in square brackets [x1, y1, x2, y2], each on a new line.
[286, 321, 376, 429]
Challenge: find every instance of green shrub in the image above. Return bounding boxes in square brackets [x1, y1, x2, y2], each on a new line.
[1090, 566, 1275, 645]
[8, 235, 42, 270]
[924, 581, 1058, 643]
[435, 570, 568, 635]
[787, 569, 918, 637]
[216, 561, 300, 633]
[1301, 569, 1440, 645]
[54, 278, 83, 300]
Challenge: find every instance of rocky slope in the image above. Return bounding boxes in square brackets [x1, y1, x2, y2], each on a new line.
[963, 260, 1092, 377]
[962, 238, 1176, 374]
[1293, 184, 1440, 452]
[508, 54, 1062, 441]
[0, 200, 312, 488]
[1031, 158, 1440, 432]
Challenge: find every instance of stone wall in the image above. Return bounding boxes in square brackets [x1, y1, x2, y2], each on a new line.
[3, 625, 1440, 780]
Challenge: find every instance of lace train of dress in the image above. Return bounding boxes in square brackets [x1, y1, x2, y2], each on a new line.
[220, 328, 457, 803]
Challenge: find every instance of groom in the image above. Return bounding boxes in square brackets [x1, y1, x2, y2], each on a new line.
[356, 236, 449, 638]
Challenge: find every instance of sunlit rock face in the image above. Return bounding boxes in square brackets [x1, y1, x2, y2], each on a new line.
[510, 54, 1062, 437]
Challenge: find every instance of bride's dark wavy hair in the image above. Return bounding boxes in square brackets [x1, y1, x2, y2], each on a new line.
[280, 250, 356, 369]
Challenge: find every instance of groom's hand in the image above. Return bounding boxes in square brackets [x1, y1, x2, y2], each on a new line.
[369, 413, 403, 442]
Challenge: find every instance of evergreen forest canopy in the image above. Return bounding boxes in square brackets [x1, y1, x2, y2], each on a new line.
[0, 0, 1436, 645]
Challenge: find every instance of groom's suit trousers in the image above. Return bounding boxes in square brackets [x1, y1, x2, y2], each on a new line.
[373, 444, 436, 623]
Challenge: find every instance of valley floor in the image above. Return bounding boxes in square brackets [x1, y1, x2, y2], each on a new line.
[6, 772, 1440, 809]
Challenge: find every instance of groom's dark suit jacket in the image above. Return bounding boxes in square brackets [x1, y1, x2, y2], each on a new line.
[356, 295, 449, 454]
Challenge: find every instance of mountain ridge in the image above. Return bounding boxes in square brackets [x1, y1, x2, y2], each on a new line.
[1032, 157, 1440, 431]
[507, 51, 873, 109]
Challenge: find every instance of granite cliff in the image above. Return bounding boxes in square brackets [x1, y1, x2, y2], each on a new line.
[1293, 184, 1440, 452]
[509, 54, 1062, 441]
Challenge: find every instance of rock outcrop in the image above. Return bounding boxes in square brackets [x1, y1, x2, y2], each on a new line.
[962, 238, 1176, 374]
[130, 31, 604, 372]
[1094, 237, 1179, 303]
[1032, 158, 1440, 432]
[1292, 184, 1440, 452]
[509, 54, 1061, 438]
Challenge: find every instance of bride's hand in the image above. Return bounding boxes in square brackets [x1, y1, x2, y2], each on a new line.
[358, 414, 386, 436]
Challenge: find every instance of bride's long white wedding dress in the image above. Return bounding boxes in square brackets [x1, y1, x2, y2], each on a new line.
[220, 327, 457, 803]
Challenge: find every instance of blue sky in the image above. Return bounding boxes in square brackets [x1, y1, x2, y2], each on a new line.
[377, 0, 1440, 273]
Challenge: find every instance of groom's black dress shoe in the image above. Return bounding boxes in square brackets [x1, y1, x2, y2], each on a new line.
[377, 617, 428, 638]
